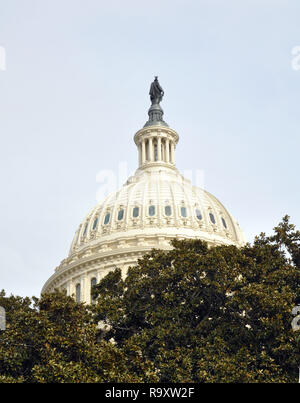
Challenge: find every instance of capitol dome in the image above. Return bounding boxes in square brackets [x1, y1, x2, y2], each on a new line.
[42, 79, 245, 303]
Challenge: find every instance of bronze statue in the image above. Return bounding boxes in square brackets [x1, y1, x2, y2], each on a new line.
[149, 76, 164, 105]
[144, 76, 168, 127]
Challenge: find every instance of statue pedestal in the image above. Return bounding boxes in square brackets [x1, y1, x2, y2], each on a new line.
[144, 103, 168, 127]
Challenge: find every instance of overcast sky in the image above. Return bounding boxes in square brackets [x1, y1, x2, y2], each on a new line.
[1, 0, 300, 298]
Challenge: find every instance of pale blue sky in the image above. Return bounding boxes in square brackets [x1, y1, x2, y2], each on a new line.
[0, 0, 300, 297]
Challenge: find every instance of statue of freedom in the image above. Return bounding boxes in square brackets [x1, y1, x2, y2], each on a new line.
[149, 76, 164, 105]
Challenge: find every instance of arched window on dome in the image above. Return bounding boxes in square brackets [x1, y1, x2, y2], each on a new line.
[92, 217, 98, 230]
[83, 223, 88, 236]
[221, 217, 227, 229]
[91, 277, 97, 304]
[149, 205, 155, 216]
[181, 206, 187, 218]
[209, 213, 216, 224]
[165, 205, 172, 216]
[104, 213, 110, 225]
[76, 283, 81, 303]
[133, 207, 139, 218]
[118, 209, 124, 221]
[195, 209, 202, 220]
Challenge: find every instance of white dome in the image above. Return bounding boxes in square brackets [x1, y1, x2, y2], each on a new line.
[42, 83, 245, 303]
[69, 165, 244, 257]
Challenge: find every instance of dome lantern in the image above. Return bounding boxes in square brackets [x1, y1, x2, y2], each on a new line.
[135, 77, 179, 170]
[134, 126, 179, 169]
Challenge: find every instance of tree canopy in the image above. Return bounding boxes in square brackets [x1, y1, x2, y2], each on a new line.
[0, 216, 299, 383]
[92, 215, 300, 382]
[0, 291, 157, 383]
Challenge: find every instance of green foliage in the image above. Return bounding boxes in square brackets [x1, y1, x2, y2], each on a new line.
[0, 291, 157, 383]
[0, 216, 299, 383]
[93, 216, 300, 383]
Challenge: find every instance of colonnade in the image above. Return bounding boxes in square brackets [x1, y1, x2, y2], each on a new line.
[138, 136, 175, 166]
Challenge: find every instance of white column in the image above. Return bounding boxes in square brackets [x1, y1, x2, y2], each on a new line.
[85, 273, 89, 304]
[171, 142, 175, 164]
[149, 137, 153, 162]
[70, 279, 74, 299]
[67, 281, 71, 297]
[142, 140, 146, 164]
[81, 276, 85, 303]
[157, 137, 162, 161]
[139, 143, 142, 166]
[165, 139, 170, 163]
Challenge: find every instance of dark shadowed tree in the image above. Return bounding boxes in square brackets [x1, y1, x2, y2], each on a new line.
[93, 216, 300, 383]
[0, 291, 157, 383]
[1, 217, 299, 383]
